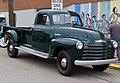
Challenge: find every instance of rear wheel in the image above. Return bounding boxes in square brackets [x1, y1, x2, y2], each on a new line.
[7, 38, 18, 58]
[92, 64, 109, 71]
[57, 50, 73, 76]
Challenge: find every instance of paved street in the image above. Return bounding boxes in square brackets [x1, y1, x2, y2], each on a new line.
[0, 48, 120, 83]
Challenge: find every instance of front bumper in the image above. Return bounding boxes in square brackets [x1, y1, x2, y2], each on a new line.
[74, 58, 118, 66]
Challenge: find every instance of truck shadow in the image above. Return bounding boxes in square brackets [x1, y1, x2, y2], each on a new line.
[73, 66, 111, 77]
[17, 51, 112, 77]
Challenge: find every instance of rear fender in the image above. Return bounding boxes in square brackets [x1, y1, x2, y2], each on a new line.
[5, 30, 18, 44]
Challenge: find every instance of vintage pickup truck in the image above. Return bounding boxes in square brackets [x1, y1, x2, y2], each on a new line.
[0, 9, 118, 76]
[0, 14, 6, 37]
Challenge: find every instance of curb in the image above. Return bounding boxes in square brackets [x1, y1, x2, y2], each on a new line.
[109, 63, 120, 69]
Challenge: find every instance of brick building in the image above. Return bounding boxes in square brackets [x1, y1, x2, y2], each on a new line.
[0, 0, 99, 12]
[0, 0, 119, 27]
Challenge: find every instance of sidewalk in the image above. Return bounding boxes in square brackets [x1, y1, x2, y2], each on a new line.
[109, 50, 120, 69]
[109, 62, 120, 69]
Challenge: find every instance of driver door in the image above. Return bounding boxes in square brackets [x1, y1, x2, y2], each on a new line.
[32, 13, 51, 53]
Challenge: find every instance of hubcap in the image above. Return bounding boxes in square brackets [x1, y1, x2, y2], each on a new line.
[61, 58, 67, 68]
[9, 44, 13, 52]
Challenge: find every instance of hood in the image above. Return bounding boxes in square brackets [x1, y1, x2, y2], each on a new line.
[54, 26, 104, 44]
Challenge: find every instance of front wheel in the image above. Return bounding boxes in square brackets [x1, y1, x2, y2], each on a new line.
[57, 50, 73, 76]
[92, 64, 109, 71]
[7, 38, 18, 58]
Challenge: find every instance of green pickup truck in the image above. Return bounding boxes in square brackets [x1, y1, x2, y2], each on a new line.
[0, 9, 118, 76]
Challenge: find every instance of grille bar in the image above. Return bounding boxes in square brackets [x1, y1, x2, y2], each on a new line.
[82, 43, 112, 60]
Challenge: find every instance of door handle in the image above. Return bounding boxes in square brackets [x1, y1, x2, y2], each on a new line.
[54, 33, 61, 36]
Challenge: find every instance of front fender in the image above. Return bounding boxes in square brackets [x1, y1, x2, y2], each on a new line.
[5, 30, 18, 44]
[50, 38, 82, 61]
[51, 38, 79, 46]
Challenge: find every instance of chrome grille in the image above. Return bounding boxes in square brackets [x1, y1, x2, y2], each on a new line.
[82, 43, 113, 60]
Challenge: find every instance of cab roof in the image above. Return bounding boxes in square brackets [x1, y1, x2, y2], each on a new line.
[37, 9, 69, 14]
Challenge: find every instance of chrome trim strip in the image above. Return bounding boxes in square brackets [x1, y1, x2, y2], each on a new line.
[15, 46, 49, 59]
[74, 58, 118, 66]
[23, 44, 32, 47]
[95, 40, 106, 43]
[54, 33, 61, 36]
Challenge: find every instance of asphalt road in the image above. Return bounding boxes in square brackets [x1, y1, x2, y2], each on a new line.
[0, 48, 120, 83]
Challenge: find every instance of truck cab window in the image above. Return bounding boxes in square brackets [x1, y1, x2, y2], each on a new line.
[36, 14, 50, 26]
[53, 14, 71, 27]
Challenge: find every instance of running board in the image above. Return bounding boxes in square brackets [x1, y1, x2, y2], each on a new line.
[15, 46, 49, 59]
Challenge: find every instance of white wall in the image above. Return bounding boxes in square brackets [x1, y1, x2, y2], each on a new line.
[0, 9, 37, 27]
[0, 6, 74, 27]
[15, 9, 37, 27]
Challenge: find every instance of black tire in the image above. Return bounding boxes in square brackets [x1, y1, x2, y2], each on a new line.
[57, 50, 73, 76]
[7, 38, 18, 58]
[92, 64, 109, 71]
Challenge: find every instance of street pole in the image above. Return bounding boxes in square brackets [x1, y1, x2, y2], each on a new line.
[8, 0, 14, 26]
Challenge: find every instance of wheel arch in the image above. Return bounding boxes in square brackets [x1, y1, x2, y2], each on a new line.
[53, 46, 67, 58]
[50, 38, 80, 60]
[5, 30, 18, 44]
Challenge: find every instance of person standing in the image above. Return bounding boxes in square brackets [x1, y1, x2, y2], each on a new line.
[99, 14, 109, 38]
[85, 14, 91, 28]
[108, 21, 120, 61]
[80, 11, 85, 27]
[90, 16, 100, 30]
[110, 7, 120, 24]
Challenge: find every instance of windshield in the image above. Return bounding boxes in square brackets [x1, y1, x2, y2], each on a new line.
[0, 18, 5, 23]
[53, 14, 71, 26]
[70, 16, 82, 26]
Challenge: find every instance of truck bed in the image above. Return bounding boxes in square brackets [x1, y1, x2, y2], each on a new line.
[2, 26, 32, 45]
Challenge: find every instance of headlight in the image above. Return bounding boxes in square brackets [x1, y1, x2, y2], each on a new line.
[76, 41, 83, 49]
[112, 40, 118, 48]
